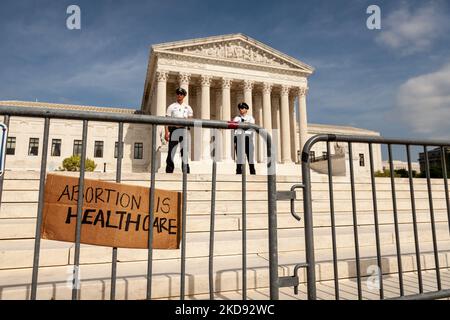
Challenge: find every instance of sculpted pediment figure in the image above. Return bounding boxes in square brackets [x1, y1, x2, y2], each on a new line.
[153, 34, 314, 73]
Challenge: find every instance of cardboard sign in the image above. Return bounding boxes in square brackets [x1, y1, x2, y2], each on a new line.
[41, 174, 182, 249]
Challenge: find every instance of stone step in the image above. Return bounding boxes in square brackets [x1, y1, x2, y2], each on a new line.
[1, 210, 448, 240]
[3, 176, 450, 193]
[1, 222, 448, 270]
[0, 215, 239, 240]
[0, 172, 296, 186]
[0, 244, 448, 300]
[263, 241, 450, 282]
[4, 170, 450, 186]
[182, 269, 450, 300]
[3, 175, 445, 198]
[184, 199, 450, 215]
[0, 254, 270, 299]
[2, 190, 449, 211]
[2, 179, 297, 191]
[1, 195, 449, 218]
[1, 172, 448, 300]
[2, 187, 449, 202]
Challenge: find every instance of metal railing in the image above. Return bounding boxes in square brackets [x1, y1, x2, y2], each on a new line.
[301, 134, 450, 300]
[0, 105, 280, 300]
[3, 106, 449, 300]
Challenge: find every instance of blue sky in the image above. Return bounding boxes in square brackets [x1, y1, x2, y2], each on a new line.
[1, 0, 450, 144]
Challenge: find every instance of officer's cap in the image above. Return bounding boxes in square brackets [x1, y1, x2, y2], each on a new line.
[238, 102, 249, 109]
[176, 87, 187, 96]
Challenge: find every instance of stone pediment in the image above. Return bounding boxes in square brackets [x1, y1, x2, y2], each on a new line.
[153, 34, 314, 73]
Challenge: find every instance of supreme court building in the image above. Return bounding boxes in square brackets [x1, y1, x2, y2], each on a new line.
[1, 34, 383, 175]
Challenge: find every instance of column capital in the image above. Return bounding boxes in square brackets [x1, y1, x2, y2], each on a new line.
[156, 70, 169, 82]
[243, 79, 254, 91]
[297, 86, 309, 96]
[263, 82, 273, 94]
[178, 72, 191, 85]
[200, 75, 212, 87]
[222, 78, 232, 89]
[281, 85, 291, 96]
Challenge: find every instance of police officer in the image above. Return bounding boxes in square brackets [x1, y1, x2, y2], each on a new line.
[233, 102, 256, 175]
[165, 87, 193, 173]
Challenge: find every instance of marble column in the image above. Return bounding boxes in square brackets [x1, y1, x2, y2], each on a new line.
[178, 72, 191, 105]
[289, 95, 299, 162]
[232, 90, 240, 118]
[222, 78, 232, 161]
[262, 83, 273, 162]
[271, 94, 281, 162]
[213, 88, 223, 161]
[262, 83, 272, 132]
[155, 70, 168, 116]
[200, 75, 212, 160]
[150, 86, 157, 115]
[155, 70, 168, 170]
[298, 87, 309, 153]
[243, 80, 254, 115]
[254, 92, 264, 163]
[190, 85, 199, 160]
[280, 85, 291, 163]
[215, 89, 222, 121]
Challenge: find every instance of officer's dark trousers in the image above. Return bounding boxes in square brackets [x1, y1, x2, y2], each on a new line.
[166, 127, 190, 174]
[234, 134, 256, 175]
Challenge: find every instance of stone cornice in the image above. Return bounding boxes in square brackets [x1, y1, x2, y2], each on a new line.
[0, 100, 137, 114]
[155, 51, 312, 78]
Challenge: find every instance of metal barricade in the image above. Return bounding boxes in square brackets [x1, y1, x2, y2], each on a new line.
[300, 134, 450, 300]
[0, 106, 281, 300]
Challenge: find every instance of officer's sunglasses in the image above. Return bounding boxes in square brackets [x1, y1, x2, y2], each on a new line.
[238, 106, 249, 110]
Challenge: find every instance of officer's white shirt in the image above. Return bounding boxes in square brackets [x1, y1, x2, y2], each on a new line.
[166, 102, 193, 118]
[233, 114, 255, 135]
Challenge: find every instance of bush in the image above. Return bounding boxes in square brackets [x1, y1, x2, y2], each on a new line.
[61, 155, 96, 172]
[375, 168, 419, 178]
[394, 168, 410, 178]
[374, 169, 394, 177]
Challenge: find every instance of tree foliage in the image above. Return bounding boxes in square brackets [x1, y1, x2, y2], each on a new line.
[61, 155, 96, 172]
[374, 169, 419, 178]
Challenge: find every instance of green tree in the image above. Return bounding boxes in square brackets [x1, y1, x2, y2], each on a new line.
[420, 166, 443, 178]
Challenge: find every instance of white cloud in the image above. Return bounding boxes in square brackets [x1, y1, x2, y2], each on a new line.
[395, 62, 450, 138]
[375, 3, 448, 55]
